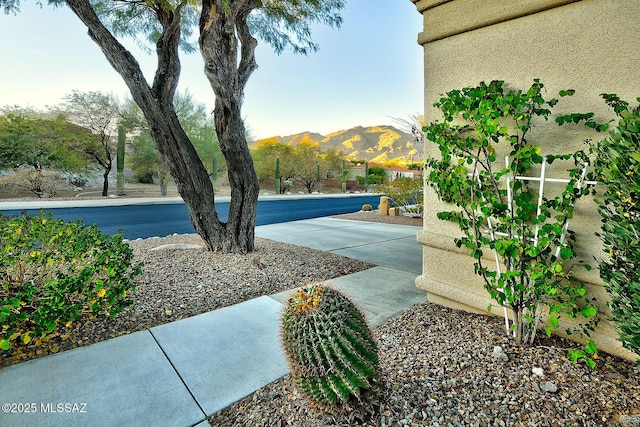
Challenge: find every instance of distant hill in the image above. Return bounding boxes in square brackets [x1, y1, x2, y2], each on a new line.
[253, 125, 422, 164]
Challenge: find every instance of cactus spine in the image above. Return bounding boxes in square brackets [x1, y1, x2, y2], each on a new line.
[116, 125, 125, 196]
[281, 284, 380, 407]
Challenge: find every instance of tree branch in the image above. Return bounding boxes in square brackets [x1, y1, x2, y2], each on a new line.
[151, 1, 186, 104]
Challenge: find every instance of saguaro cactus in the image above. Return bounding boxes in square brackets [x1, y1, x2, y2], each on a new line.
[275, 157, 281, 194]
[281, 284, 380, 407]
[364, 161, 369, 191]
[341, 159, 347, 193]
[116, 125, 125, 196]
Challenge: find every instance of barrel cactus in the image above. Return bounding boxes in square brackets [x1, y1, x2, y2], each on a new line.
[281, 284, 380, 407]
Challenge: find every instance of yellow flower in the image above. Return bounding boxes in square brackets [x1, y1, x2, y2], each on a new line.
[97, 288, 106, 298]
[292, 286, 324, 314]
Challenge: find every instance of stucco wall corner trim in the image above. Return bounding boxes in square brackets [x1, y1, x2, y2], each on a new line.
[415, 274, 492, 313]
[413, 0, 451, 13]
[417, 0, 581, 45]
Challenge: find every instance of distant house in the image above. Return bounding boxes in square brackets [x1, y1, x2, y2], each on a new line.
[386, 165, 419, 181]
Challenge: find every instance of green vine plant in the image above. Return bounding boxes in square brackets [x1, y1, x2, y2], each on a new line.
[424, 80, 601, 367]
[592, 95, 640, 364]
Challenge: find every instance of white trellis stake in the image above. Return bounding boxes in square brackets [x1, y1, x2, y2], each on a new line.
[481, 156, 594, 339]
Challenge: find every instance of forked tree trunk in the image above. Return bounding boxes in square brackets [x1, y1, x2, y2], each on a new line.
[66, 0, 257, 253]
[199, 0, 260, 252]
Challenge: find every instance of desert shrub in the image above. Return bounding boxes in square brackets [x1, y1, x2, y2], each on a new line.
[281, 284, 380, 409]
[0, 211, 142, 352]
[134, 171, 154, 184]
[0, 166, 66, 198]
[360, 166, 386, 186]
[593, 96, 640, 362]
[375, 177, 423, 210]
[65, 173, 89, 188]
[402, 204, 424, 217]
[361, 204, 372, 211]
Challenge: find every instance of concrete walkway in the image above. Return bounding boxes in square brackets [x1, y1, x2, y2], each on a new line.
[0, 218, 425, 427]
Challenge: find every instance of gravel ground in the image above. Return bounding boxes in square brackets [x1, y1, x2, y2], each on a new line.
[210, 302, 640, 427]
[208, 213, 640, 427]
[2, 210, 638, 426]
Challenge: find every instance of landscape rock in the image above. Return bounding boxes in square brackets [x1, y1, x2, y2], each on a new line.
[540, 381, 558, 393]
[619, 415, 640, 427]
[532, 367, 544, 377]
[492, 345, 509, 362]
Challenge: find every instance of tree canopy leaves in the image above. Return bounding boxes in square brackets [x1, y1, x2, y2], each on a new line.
[1, 0, 345, 252]
[0, 113, 95, 172]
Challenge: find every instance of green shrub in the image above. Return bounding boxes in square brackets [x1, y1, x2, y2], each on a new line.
[0, 211, 142, 352]
[424, 80, 600, 364]
[356, 167, 386, 186]
[281, 284, 380, 408]
[134, 171, 154, 184]
[375, 177, 423, 210]
[593, 97, 640, 362]
[361, 204, 372, 211]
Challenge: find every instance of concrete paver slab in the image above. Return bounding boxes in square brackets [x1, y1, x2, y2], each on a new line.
[270, 267, 426, 327]
[150, 296, 289, 417]
[333, 235, 423, 274]
[0, 331, 205, 427]
[330, 267, 426, 326]
[256, 218, 421, 252]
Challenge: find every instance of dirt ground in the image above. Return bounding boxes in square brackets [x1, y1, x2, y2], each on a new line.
[0, 180, 363, 201]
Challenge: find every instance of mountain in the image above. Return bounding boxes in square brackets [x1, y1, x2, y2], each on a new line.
[253, 125, 421, 164]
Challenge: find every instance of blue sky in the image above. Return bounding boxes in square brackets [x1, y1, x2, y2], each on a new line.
[0, 1, 423, 139]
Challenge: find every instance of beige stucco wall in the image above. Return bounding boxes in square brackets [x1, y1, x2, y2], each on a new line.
[412, 0, 640, 361]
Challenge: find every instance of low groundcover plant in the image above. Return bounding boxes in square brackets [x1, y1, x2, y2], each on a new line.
[0, 211, 141, 353]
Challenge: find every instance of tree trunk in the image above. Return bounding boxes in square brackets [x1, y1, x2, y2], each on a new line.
[66, 0, 248, 252]
[101, 164, 110, 197]
[199, 0, 260, 252]
[101, 148, 112, 197]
